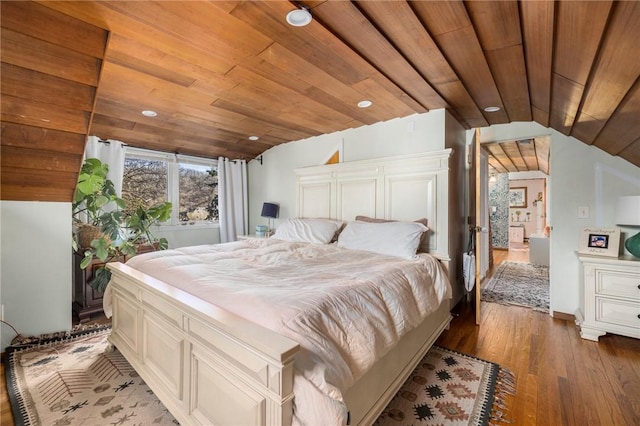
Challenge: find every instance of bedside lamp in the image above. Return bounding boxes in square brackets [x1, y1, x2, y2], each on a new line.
[261, 202, 279, 237]
[615, 196, 640, 258]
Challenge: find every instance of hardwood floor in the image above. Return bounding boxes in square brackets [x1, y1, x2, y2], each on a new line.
[438, 246, 640, 425]
[2, 247, 639, 425]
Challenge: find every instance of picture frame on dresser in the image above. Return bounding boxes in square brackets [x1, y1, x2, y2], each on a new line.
[577, 227, 621, 257]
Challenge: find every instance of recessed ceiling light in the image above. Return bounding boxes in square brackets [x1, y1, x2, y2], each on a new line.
[483, 106, 500, 113]
[248, 135, 259, 141]
[286, 8, 312, 26]
[141, 110, 157, 117]
[358, 100, 373, 108]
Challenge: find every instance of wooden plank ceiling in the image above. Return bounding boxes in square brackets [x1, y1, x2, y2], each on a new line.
[483, 136, 550, 175]
[1, 0, 639, 202]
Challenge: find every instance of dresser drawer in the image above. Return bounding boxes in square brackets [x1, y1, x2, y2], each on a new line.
[595, 297, 640, 328]
[595, 269, 640, 299]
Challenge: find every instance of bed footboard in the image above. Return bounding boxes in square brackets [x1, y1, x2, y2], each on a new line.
[106, 262, 299, 426]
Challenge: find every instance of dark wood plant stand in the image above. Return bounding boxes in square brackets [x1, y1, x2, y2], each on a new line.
[72, 244, 159, 323]
[72, 252, 125, 323]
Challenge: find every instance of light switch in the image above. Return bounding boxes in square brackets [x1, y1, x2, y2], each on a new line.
[578, 206, 589, 218]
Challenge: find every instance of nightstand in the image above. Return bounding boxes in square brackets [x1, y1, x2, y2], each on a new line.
[577, 255, 640, 341]
[237, 234, 269, 240]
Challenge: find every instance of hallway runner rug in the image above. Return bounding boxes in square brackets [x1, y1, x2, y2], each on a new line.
[482, 261, 549, 312]
[6, 328, 514, 426]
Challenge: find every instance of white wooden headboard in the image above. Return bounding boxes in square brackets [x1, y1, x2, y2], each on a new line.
[294, 150, 452, 262]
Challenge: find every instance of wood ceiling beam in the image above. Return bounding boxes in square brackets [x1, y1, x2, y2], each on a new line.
[550, 0, 613, 134]
[413, 1, 509, 125]
[501, 141, 529, 172]
[465, 0, 531, 122]
[486, 142, 517, 173]
[521, 0, 555, 127]
[518, 139, 539, 171]
[572, 1, 640, 145]
[307, 0, 446, 112]
[535, 137, 551, 175]
[593, 81, 640, 155]
[356, 0, 486, 128]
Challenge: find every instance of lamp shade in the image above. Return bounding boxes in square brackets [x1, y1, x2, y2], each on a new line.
[261, 202, 279, 219]
[615, 196, 640, 226]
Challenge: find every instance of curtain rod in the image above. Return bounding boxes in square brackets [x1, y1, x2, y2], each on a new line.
[97, 138, 128, 146]
[97, 138, 239, 165]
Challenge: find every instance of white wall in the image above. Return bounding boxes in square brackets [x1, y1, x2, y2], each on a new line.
[1, 201, 72, 350]
[477, 122, 640, 315]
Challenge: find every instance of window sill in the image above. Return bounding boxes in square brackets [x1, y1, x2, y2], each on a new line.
[158, 222, 220, 231]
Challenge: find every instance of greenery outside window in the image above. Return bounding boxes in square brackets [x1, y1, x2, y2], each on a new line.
[123, 147, 218, 226]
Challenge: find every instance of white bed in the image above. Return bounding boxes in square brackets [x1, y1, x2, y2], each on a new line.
[105, 150, 458, 425]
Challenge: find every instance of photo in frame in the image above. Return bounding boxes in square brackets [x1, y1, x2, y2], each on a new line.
[509, 187, 527, 208]
[578, 227, 620, 257]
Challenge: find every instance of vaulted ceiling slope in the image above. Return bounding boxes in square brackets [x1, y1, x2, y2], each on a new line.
[1, 1, 639, 202]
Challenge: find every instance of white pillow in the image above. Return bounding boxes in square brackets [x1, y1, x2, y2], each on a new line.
[354, 215, 430, 252]
[272, 218, 342, 244]
[337, 220, 427, 259]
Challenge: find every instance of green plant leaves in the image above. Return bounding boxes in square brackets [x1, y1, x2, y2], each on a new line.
[91, 236, 111, 261]
[75, 173, 105, 198]
[80, 250, 94, 269]
[89, 266, 112, 293]
[98, 210, 123, 240]
[158, 237, 169, 250]
[148, 202, 172, 222]
[118, 241, 138, 257]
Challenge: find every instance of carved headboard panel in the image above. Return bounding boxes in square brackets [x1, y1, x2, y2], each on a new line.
[294, 150, 452, 261]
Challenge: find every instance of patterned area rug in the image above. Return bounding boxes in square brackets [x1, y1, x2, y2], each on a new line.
[6, 328, 514, 426]
[375, 346, 514, 425]
[5, 326, 177, 426]
[482, 261, 549, 312]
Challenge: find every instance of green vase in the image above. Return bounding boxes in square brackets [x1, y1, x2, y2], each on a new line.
[625, 231, 640, 258]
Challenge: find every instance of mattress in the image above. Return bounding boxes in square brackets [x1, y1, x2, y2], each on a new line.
[105, 239, 452, 424]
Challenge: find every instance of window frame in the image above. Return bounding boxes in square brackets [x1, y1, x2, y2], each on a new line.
[124, 147, 218, 227]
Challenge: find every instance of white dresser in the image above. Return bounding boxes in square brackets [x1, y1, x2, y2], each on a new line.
[577, 255, 640, 341]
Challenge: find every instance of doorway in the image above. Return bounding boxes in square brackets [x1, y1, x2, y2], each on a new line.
[480, 136, 551, 313]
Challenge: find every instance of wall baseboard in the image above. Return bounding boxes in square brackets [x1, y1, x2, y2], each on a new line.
[552, 311, 575, 322]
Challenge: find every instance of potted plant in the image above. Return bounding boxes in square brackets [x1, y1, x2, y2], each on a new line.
[72, 158, 172, 293]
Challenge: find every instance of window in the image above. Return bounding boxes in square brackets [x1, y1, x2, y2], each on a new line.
[179, 163, 218, 222]
[122, 148, 218, 225]
[122, 157, 168, 216]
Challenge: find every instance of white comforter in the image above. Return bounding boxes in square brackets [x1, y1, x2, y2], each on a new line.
[112, 239, 452, 425]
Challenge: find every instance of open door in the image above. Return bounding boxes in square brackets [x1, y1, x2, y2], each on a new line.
[474, 129, 483, 325]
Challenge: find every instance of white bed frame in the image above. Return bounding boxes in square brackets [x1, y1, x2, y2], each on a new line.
[107, 150, 454, 425]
